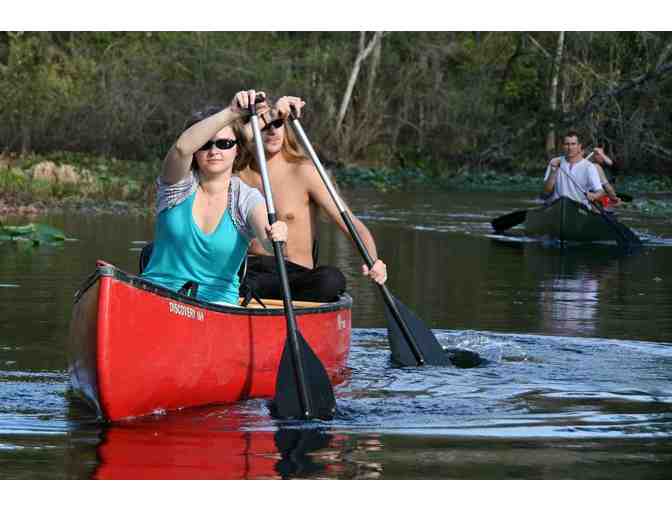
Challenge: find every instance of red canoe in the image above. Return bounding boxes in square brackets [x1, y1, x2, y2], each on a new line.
[68, 261, 352, 421]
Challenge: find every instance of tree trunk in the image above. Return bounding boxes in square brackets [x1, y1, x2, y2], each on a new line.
[363, 33, 382, 115]
[20, 123, 31, 155]
[336, 31, 383, 133]
[545, 31, 565, 157]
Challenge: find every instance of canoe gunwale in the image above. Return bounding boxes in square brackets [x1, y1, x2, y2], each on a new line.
[73, 263, 353, 316]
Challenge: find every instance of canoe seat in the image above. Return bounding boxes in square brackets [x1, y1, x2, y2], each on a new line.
[238, 297, 328, 309]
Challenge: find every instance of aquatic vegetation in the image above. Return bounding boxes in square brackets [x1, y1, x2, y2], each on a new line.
[0, 222, 68, 246]
[334, 165, 672, 195]
[335, 165, 432, 191]
[630, 198, 672, 217]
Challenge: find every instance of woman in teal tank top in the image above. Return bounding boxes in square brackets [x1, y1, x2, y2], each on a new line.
[141, 89, 287, 305]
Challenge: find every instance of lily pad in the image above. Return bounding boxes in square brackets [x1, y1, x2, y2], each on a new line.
[0, 223, 69, 247]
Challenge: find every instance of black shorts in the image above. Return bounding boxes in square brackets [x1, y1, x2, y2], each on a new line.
[240, 255, 346, 303]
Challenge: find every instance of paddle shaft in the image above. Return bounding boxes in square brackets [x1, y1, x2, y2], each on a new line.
[289, 115, 426, 365]
[249, 105, 314, 419]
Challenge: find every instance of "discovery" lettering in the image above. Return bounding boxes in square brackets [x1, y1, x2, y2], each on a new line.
[168, 302, 205, 321]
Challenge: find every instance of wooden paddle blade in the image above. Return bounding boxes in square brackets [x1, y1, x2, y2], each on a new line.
[491, 210, 527, 232]
[384, 295, 452, 366]
[271, 332, 336, 420]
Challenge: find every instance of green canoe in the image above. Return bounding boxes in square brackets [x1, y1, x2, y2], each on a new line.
[525, 197, 641, 246]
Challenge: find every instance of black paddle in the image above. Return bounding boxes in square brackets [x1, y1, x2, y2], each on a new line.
[491, 209, 527, 232]
[616, 192, 633, 203]
[248, 101, 336, 420]
[288, 112, 453, 367]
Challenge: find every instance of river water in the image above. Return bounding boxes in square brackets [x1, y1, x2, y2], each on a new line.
[1, 190, 671, 479]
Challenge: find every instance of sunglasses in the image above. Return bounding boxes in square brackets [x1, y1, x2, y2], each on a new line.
[198, 138, 238, 151]
[261, 118, 285, 132]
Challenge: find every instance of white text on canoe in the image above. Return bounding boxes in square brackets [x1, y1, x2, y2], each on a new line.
[168, 302, 205, 321]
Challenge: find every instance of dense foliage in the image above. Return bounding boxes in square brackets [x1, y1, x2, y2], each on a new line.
[1, 31, 671, 177]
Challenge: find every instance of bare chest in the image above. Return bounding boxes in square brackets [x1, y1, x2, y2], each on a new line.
[244, 170, 310, 224]
[192, 189, 229, 235]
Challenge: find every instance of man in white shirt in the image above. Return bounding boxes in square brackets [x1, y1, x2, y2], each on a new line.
[543, 130, 605, 208]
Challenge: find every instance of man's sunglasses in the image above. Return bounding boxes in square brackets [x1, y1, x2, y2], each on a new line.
[198, 138, 238, 151]
[261, 118, 285, 132]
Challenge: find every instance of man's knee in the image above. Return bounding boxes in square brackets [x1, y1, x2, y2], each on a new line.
[311, 266, 346, 300]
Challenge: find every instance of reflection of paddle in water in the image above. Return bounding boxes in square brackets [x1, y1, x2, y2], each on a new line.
[274, 427, 332, 479]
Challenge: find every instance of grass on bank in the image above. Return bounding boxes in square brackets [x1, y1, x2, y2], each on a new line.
[0, 151, 158, 212]
[1, 151, 671, 216]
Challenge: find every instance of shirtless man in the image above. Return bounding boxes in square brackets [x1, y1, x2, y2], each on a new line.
[238, 96, 387, 302]
[543, 130, 605, 208]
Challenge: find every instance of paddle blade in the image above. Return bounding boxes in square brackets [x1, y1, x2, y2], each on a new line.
[491, 210, 527, 232]
[271, 332, 336, 420]
[600, 212, 642, 250]
[384, 295, 452, 367]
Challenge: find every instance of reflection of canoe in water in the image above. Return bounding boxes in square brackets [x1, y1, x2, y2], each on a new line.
[68, 261, 352, 422]
[525, 197, 641, 245]
[93, 409, 339, 479]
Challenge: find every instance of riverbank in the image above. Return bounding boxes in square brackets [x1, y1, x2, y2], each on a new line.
[2, 151, 672, 217]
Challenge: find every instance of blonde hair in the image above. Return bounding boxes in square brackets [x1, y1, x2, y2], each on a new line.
[280, 120, 309, 163]
[245, 109, 309, 171]
[230, 119, 251, 174]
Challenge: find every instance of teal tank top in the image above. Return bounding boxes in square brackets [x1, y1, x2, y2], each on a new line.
[141, 190, 250, 304]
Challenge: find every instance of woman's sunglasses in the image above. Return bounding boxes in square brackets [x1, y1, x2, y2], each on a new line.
[198, 138, 238, 151]
[261, 118, 285, 132]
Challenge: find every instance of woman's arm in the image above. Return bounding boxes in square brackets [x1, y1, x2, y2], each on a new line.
[162, 90, 268, 184]
[162, 109, 238, 184]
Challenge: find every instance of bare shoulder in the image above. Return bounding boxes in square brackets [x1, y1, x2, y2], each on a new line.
[294, 160, 315, 176]
[293, 160, 321, 185]
[237, 168, 258, 187]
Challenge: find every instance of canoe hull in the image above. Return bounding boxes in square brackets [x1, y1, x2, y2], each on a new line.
[68, 262, 352, 421]
[524, 197, 637, 244]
